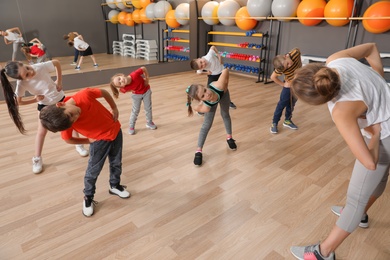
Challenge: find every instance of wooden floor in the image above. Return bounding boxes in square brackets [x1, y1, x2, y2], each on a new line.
[0, 71, 389, 259]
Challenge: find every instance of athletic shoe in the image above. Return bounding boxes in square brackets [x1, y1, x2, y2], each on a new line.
[194, 152, 202, 166]
[75, 66, 80, 70]
[290, 243, 335, 260]
[331, 206, 369, 228]
[93, 64, 99, 67]
[32, 156, 43, 174]
[75, 145, 89, 157]
[146, 122, 157, 130]
[229, 102, 237, 109]
[83, 196, 97, 217]
[270, 123, 278, 134]
[283, 119, 298, 130]
[128, 127, 135, 135]
[109, 184, 131, 198]
[70, 62, 77, 65]
[227, 138, 237, 150]
[197, 112, 205, 117]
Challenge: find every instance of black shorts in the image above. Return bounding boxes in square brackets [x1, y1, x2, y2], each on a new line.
[80, 46, 93, 57]
[37, 96, 65, 111]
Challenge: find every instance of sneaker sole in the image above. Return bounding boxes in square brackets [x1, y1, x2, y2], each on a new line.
[283, 123, 298, 130]
[331, 207, 368, 228]
[270, 129, 278, 134]
[109, 190, 131, 199]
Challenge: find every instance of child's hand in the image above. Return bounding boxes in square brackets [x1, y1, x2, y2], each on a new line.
[112, 107, 119, 122]
[364, 123, 381, 138]
[35, 95, 44, 101]
[55, 81, 63, 92]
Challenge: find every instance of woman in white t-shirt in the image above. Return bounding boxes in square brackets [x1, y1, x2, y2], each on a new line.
[0, 60, 89, 174]
[289, 43, 390, 260]
[0, 27, 26, 61]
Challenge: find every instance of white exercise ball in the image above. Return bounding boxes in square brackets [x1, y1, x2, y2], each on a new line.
[106, 0, 117, 9]
[201, 1, 220, 25]
[272, 0, 300, 22]
[247, 0, 272, 21]
[218, 0, 240, 26]
[175, 3, 190, 26]
[145, 3, 156, 19]
[153, 1, 172, 19]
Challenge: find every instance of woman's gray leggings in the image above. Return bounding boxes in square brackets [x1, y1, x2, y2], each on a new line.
[197, 90, 232, 148]
[12, 41, 24, 61]
[337, 136, 390, 233]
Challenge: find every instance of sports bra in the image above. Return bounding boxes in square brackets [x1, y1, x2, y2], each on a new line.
[203, 83, 224, 107]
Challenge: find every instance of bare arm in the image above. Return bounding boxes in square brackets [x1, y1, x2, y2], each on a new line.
[100, 89, 119, 121]
[210, 46, 222, 64]
[30, 38, 42, 44]
[212, 68, 229, 92]
[194, 101, 211, 113]
[16, 95, 44, 106]
[270, 71, 285, 87]
[9, 27, 22, 36]
[51, 60, 63, 91]
[327, 43, 384, 77]
[332, 101, 380, 170]
[141, 66, 150, 86]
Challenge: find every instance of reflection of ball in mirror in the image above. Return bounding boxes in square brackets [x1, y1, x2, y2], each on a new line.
[362, 1, 390, 34]
[271, 0, 300, 22]
[218, 0, 240, 26]
[175, 3, 190, 26]
[201, 1, 220, 25]
[247, 0, 272, 21]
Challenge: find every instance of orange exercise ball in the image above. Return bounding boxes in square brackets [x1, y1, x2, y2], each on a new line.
[324, 0, 354, 27]
[118, 11, 128, 25]
[297, 0, 326, 26]
[125, 13, 134, 26]
[132, 0, 142, 9]
[362, 1, 390, 34]
[140, 0, 152, 9]
[140, 8, 152, 24]
[133, 9, 142, 23]
[165, 9, 180, 28]
[235, 7, 258, 31]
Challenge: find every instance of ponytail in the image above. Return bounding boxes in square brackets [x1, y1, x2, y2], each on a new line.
[0, 67, 25, 134]
[186, 95, 193, 116]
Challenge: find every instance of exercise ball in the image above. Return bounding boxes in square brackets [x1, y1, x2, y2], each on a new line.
[154, 1, 172, 19]
[118, 11, 128, 25]
[324, 0, 353, 26]
[140, 0, 152, 9]
[202, 1, 220, 25]
[106, 0, 116, 9]
[116, 1, 126, 9]
[218, 0, 240, 26]
[247, 0, 272, 21]
[297, 0, 326, 26]
[145, 3, 156, 19]
[362, 1, 390, 34]
[165, 10, 180, 28]
[132, 0, 142, 9]
[108, 10, 120, 24]
[175, 3, 190, 26]
[272, 0, 300, 21]
[133, 9, 142, 23]
[125, 13, 134, 26]
[236, 7, 258, 30]
[140, 8, 152, 24]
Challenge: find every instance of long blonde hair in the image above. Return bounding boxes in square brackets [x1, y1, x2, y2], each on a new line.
[109, 73, 125, 99]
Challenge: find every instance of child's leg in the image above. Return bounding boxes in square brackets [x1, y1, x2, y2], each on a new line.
[73, 48, 79, 63]
[35, 117, 48, 157]
[272, 87, 290, 124]
[143, 89, 153, 123]
[284, 88, 297, 121]
[84, 140, 110, 197]
[219, 90, 232, 137]
[197, 105, 217, 150]
[107, 130, 123, 187]
[129, 94, 142, 128]
[90, 55, 97, 65]
[77, 56, 84, 67]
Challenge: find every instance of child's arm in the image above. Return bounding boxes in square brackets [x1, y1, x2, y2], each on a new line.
[9, 27, 22, 36]
[30, 38, 41, 44]
[270, 71, 285, 87]
[51, 59, 63, 91]
[100, 89, 119, 122]
[212, 68, 229, 91]
[210, 46, 222, 64]
[141, 66, 150, 86]
[16, 95, 44, 105]
[194, 101, 211, 113]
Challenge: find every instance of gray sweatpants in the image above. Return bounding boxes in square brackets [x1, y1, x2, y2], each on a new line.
[12, 40, 24, 61]
[129, 88, 153, 127]
[337, 135, 390, 233]
[197, 89, 232, 148]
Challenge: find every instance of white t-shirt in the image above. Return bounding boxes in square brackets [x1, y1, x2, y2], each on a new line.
[15, 61, 65, 105]
[5, 30, 24, 43]
[73, 36, 89, 51]
[203, 48, 224, 75]
[327, 58, 390, 139]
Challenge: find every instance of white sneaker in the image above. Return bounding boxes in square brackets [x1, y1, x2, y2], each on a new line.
[75, 145, 89, 157]
[83, 196, 97, 217]
[32, 156, 43, 174]
[109, 184, 131, 198]
[146, 122, 157, 130]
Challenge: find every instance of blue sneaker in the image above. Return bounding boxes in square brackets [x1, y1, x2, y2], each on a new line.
[283, 119, 298, 130]
[270, 123, 278, 134]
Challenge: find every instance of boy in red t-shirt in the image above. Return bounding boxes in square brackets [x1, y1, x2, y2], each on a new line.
[39, 88, 130, 217]
[109, 66, 157, 135]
